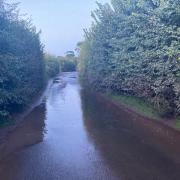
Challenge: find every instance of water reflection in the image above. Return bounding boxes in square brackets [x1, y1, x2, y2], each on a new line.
[81, 90, 180, 180]
[0, 73, 180, 180]
[0, 102, 46, 161]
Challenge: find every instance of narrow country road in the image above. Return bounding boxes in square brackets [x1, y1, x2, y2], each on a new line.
[0, 72, 180, 180]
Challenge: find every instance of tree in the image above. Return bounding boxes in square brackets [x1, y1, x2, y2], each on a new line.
[65, 51, 75, 57]
[44, 53, 60, 78]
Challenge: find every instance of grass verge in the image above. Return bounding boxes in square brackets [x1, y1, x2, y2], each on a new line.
[0, 119, 15, 128]
[175, 117, 180, 129]
[108, 94, 161, 120]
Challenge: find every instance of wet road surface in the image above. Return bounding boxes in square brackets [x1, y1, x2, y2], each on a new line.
[0, 72, 180, 180]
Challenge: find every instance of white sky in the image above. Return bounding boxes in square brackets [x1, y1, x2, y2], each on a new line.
[9, 0, 110, 56]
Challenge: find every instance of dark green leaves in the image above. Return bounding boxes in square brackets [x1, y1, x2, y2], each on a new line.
[0, 1, 45, 122]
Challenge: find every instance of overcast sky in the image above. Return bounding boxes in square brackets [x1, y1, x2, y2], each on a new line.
[10, 0, 110, 56]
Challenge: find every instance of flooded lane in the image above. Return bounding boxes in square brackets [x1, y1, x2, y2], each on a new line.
[0, 72, 180, 180]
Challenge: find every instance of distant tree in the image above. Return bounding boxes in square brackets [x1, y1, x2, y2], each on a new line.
[65, 51, 75, 57]
[44, 53, 60, 78]
[58, 50, 77, 72]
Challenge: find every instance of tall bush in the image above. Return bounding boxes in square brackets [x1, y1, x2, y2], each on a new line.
[0, 1, 45, 121]
[78, 0, 180, 117]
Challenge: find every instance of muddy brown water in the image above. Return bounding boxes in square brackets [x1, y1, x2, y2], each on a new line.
[0, 72, 180, 180]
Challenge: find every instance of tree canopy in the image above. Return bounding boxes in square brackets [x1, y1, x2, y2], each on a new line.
[60, 51, 77, 72]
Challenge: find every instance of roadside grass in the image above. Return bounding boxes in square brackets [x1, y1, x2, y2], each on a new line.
[0, 119, 15, 128]
[108, 94, 161, 120]
[175, 117, 180, 129]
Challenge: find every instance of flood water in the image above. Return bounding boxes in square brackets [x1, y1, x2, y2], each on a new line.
[0, 72, 180, 180]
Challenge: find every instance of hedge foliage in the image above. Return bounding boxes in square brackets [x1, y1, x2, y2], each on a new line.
[44, 54, 60, 78]
[0, 1, 45, 121]
[78, 0, 180, 117]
